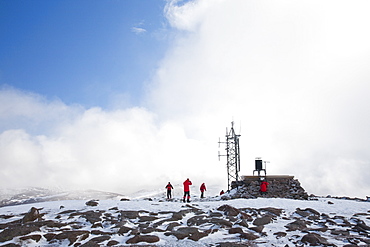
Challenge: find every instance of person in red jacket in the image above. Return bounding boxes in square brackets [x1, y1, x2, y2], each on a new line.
[200, 183, 206, 198]
[183, 178, 192, 202]
[165, 182, 174, 199]
[260, 179, 269, 195]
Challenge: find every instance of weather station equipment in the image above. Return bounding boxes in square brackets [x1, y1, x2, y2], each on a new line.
[218, 121, 241, 191]
[253, 157, 269, 178]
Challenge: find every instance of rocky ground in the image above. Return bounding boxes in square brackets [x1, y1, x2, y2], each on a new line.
[0, 196, 369, 246]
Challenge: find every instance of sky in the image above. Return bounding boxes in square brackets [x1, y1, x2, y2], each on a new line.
[1, 0, 370, 198]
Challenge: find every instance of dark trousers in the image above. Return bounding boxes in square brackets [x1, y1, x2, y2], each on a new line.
[183, 191, 190, 202]
[167, 190, 172, 199]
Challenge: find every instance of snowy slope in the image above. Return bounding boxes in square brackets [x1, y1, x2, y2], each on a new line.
[0, 191, 369, 246]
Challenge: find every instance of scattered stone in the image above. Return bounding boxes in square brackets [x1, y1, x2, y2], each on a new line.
[285, 219, 308, 231]
[273, 232, 287, 238]
[54, 230, 90, 245]
[19, 234, 42, 242]
[249, 225, 264, 233]
[217, 205, 240, 216]
[22, 207, 42, 223]
[253, 215, 273, 226]
[81, 210, 102, 224]
[120, 210, 139, 219]
[118, 226, 133, 235]
[239, 232, 259, 240]
[0, 225, 40, 242]
[301, 232, 332, 246]
[228, 227, 244, 234]
[85, 200, 99, 207]
[126, 235, 160, 244]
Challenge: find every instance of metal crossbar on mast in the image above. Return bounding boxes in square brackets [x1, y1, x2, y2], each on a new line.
[219, 121, 241, 191]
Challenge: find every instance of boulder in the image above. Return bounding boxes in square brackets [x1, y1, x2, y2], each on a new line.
[22, 207, 42, 223]
[228, 227, 244, 234]
[81, 210, 102, 224]
[120, 210, 139, 219]
[253, 215, 273, 226]
[239, 232, 259, 240]
[19, 234, 42, 242]
[54, 230, 90, 245]
[285, 219, 308, 231]
[0, 225, 40, 242]
[126, 235, 160, 244]
[217, 205, 240, 216]
[301, 232, 332, 246]
[85, 200, 99, 206]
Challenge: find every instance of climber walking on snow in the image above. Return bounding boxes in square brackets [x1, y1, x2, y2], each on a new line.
[200, 183, 206, 198]
[165, 182, 174, 199]
[183, 178, 192, 202]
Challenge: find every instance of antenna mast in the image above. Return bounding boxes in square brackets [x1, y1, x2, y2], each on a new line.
[219, 121, 241, 191]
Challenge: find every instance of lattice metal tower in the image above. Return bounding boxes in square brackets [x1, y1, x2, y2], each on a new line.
[219, 122, 241, 191]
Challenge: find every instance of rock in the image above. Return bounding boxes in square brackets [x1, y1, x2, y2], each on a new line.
[126, 235, 160, 244]
[81, 210, 102, 224]
[217, 205, 240, 216]
[216, 242, 253, 247]
[285, 219, 308, 231]
[0, 244, 21, 247]
[166, 222, 181, 231]
[301, 232, 332, 246]
[0, 225, 40, 242]
[120, 198, 130, 201]
[209, 211, 223, 217]
[249, 225, 264, 233]
[239, 232, 259, 240]
[79, 240, 100, 247]
[274, 232, 287, 239]
[239, 212, 253, 221]
[54, 230, 90, 245]
[235, 219, 249, 228]
[44, 233, 56, 241]
[120, 210, 139, 219]
[19, 234, 42, 242]
[253, 215, 273, 226]
[228, 227, 244, 234]
[85, 200, 99, 206]
[260, 207, 283, 216]
[88, 235, 111, 243]
[189, 231, 209, 241]
[187, 215, 207, 226]
[138, 216, 158, 222]
[171, 227, 200, 240]
[118, 226, 133, 235]
[107, 240, 120, 246]
[22, 207, 41, 223]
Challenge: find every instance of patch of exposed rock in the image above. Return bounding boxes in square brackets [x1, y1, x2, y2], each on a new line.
[0, 200, 369, 246]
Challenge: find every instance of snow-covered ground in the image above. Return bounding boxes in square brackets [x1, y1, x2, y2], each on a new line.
[0, 191, 369, 246]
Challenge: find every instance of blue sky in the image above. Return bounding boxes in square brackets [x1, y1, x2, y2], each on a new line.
[1, 0, 370, 198]
[1, 0, 168, 108]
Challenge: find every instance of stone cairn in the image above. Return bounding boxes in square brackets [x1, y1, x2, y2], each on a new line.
[227, 175, 309, 200]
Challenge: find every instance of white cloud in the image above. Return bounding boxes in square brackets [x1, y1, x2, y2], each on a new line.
[1, 0, 370, 198]
[131, 27, 147, 34]
[146, 0, 370, 198]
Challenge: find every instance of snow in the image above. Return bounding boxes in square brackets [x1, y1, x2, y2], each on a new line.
[0, 194, 369, 246]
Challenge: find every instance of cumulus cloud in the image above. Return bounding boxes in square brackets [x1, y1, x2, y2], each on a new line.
[146, 0, 370, 197]
[1, 0, 370, 198]
[0, 88, 223, 194]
